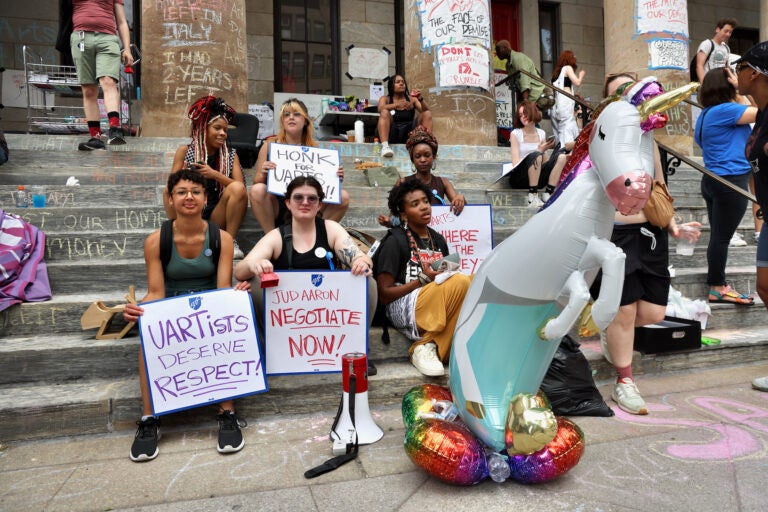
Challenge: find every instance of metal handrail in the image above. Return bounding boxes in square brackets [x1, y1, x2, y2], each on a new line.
[497, 68, 755, 205]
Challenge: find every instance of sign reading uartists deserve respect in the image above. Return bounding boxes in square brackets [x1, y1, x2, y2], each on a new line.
[430, 205, 493, 274]
[267, 143, 341, 204]
[139, 289, 267, 416]
[264, 271, 368, 375]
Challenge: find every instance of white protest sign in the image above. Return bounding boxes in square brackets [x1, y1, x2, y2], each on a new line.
[348, 47, 389, 80]
[648, 38, 688, 70]
[495, 71, 513, 128]
[264, 271, 368, 375]
[436, 44, 490, 90]
[635, 0, 688, 37]
[267, 143, 342, 204]
[247, 103, 275, 140]
[418, 0, 491, 49]
[138, 289, 267, 416]
[429, 204, 493, 274]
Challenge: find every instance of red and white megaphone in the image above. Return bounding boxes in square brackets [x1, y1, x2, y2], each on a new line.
[330, 352, 383, 447]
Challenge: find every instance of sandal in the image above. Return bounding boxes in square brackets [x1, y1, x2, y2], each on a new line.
[708, 287, 755, 305]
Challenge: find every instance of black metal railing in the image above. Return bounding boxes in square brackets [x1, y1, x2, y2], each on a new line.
[496, 69, 756, 206]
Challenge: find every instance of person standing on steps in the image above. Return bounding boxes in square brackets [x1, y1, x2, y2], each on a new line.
[70, 0, 134, 150]
[122, 168, 251, 462]
[695, 18, 737, 83]
[735, 41, 768, 392]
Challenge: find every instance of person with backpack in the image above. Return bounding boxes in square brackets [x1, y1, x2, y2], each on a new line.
[122, 168, 251, 462]
[235, 176, 376, 337]
[373, 179, 471, 377]
[694, 18, 737, 83]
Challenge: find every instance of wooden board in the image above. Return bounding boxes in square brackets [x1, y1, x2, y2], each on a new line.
[139, 0, 248, 137]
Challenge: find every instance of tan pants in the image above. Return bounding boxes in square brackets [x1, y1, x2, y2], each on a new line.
[411, 273, 472, 362]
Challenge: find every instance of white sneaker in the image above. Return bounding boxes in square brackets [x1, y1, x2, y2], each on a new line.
[233, 240, 244, 260]
[541, 191, 551, 203]
[527, 193, 543, 208]
[411, 343, 445, 376]
[730, 232, 747, 247]
[381, 144, 394, 158]
[599, 330, 614, 365]
[612, 378, 648, 415]
[752, 376, 768, 392]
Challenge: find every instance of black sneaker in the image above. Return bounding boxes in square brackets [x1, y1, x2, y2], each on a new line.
[107, 127, 126, 145]
[78, 137, 105, 151]
[217, 410, 246, 453]
[130, 416, 160, 462]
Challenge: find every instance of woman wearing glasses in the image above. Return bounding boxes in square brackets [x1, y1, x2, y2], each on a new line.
[123, 168, 251, 462]
[235, 176, 375, 334]
[250, 98, 349, 234]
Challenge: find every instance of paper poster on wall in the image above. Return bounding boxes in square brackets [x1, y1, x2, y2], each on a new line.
[348, 47, 389, 80]
[436, 44, 490, 90]
[264, 271, 368, 375]
[635, 0, 688, 37]
[138, 289, 267, 416]
[648, 39, 688, 70]
[418, 0, 491, 49]
[494, 71, 513, 128]
[370, 83, 385, 102]
[2, 69, 54, 109]
[267, 143, 342, 203]
[248, 104, 275, 140]
[429, 205, 493, 274]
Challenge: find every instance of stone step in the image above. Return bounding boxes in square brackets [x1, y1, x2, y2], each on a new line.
[2, 325, 767, 442]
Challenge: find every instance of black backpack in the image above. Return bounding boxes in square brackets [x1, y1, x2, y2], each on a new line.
[690, 39, 720, 82]
[159, 219, 221, 275]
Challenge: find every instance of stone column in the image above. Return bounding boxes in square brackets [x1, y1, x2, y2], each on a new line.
[140, 0, 248, 137]
[403, 0, 497, 146]
[604, 0, 693, 155]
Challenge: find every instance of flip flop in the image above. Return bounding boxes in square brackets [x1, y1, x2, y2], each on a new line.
[708, 288, 755, 305]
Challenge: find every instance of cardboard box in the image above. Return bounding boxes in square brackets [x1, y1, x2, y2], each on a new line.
[634, 316, 701, 354]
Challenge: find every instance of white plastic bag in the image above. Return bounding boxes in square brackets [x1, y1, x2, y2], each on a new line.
[666, 286, 711, 329]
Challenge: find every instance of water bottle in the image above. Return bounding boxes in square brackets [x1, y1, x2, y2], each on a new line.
[487, 452, 511, 483]
[354, 118, 364, 144]
[15, 186, 28, 208]
[373, 137, 381, 155]
[321, 98, 330, 116]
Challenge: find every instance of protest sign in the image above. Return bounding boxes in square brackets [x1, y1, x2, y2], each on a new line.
[430, 205, 493, 274]
[138, 289, 267, 416]
[264, 271, 368, 375]
[267, 143, 341, 204]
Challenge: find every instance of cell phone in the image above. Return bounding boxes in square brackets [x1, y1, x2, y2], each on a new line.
[546, 136, 556, 143]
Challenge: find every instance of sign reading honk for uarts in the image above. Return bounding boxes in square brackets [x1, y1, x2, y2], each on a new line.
[267, 143, 341, 204]
[138, 289, 267, 416]
[264, 271, 368, 375]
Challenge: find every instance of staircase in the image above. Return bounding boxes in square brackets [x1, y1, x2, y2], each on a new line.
[1, 133, 767, 443]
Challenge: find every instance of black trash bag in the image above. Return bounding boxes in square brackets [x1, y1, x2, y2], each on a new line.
[540, 334, 614, 417]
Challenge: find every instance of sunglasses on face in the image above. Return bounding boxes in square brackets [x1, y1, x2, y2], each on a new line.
[736, 62, 751, 72]
[291, 193, 320, 204]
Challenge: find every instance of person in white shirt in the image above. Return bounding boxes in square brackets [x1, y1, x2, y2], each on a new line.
[696, 18, 738, 82]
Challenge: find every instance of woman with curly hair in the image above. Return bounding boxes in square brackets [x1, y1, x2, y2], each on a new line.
[550, 50, 586, 150]
[165, 96, 248, 259]
[378, 126, 465, 227]
[249, 98, 349, 234]
[373, 179, 471, 377]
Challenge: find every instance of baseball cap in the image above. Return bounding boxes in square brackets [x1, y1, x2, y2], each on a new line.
[735, 41, 768, 75]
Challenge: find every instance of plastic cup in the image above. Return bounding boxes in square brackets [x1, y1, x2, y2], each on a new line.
[676, 224, 700, 256]
[346, 130, 355, 143]
[31, 186, 46, 208]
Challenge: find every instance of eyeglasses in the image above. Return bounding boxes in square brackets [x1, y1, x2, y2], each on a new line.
[736, 62, 751, 72]
[282, 111, 304, 118]
[173, 189, 204, 198]
[291, 193, 320, 204]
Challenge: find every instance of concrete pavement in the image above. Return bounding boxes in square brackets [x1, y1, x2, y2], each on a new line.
[2, 362, 768, 512]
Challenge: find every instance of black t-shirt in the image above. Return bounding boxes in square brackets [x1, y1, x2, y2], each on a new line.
[747, 109, 768, 212]
[374, 226, 449, 284]
[274, 218, 337, 270]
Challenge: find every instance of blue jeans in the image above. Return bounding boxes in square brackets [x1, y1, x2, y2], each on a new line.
[701, 172, 750, 286]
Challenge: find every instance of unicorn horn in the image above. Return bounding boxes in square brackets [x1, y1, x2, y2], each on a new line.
[637, 82, 700, 120]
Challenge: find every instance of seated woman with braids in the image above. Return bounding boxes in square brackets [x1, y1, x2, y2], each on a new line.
[374, 179, 471, 377]
[377, 126, 465, 227]
[165, 96, 248, 259]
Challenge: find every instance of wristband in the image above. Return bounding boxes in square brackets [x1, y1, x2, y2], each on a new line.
[418, 272, 432, 285]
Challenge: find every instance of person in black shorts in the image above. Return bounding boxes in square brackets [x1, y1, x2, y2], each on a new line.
[377, 75, 433, 157]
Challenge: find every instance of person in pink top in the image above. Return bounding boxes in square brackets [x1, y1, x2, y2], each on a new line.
[69, 0, 134, 150]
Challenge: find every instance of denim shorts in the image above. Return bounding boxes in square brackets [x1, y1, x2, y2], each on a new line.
[70, 31, 121, 84]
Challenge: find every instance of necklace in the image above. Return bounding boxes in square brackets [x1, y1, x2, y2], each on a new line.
[404, 225, 435, 255]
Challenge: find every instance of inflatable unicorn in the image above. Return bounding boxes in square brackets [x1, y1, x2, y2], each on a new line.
[446, 77, 698, 454]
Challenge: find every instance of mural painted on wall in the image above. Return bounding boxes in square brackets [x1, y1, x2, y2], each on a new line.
[635, 0, 689, 71]
[415, 0, 492, 92]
